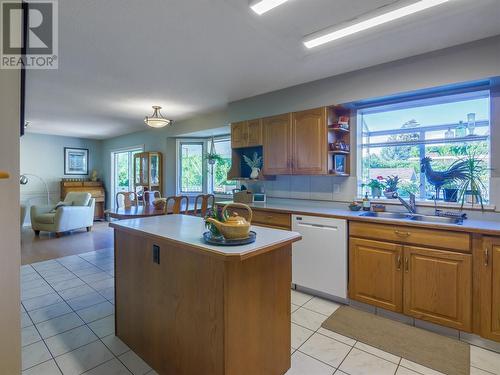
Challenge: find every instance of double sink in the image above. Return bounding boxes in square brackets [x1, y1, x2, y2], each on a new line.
[359, 211, 463, 224]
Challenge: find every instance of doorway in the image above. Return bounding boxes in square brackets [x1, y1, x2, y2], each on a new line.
[111, 146, 143, 208]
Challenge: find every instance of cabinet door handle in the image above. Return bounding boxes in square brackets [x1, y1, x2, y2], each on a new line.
[484, 248, 489, 266]
[404, 257, 409, 272]
[396, 255, 402, 270]
[394, 230, 411, 237]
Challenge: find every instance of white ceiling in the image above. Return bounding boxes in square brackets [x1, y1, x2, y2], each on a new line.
[26, 0, 500, 139]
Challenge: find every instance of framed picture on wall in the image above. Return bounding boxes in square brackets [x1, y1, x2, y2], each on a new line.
[333, 154, 346, 174]
[64, 147, 89, 175]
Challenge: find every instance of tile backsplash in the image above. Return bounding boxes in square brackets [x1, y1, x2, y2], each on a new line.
[244, 175, 358, 202]
[241, 176, 500, 219]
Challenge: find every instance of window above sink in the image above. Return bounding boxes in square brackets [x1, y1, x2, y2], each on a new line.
[357, 88, 491, 204]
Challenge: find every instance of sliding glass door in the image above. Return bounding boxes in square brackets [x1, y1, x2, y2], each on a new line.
[111, 147, 142, 207]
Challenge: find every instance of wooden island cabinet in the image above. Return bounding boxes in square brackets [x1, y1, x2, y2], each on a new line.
[110, 215, 301, 375]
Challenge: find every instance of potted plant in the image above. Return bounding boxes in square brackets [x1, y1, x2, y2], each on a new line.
[206, 137, 222, 165]
[383, 175, 400, 199]
[204, 206, 229, 237]
[457, 152, 487, 210]
[442, 182, 459, 202]
[243, 152, 262, 179]
[205, 152, 223, 166]
[362, 176, 385, 198]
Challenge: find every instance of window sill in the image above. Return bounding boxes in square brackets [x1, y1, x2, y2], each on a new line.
[355, 198, 496, 212]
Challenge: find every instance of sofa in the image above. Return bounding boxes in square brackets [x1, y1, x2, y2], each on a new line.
[31, 192, 95, 237]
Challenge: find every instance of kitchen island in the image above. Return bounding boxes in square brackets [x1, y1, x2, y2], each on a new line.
[110, 214, 301, 375]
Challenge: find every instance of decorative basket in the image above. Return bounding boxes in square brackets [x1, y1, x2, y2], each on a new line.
[233, 190, 253, 204]
[153, 198, 167, 211]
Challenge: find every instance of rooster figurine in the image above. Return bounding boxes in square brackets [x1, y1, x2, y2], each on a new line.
[420, 157, 468, 199]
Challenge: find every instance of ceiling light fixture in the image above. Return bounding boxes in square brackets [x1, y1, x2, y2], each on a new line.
[303, 0, 451, 49]
[144, 106, 172, 128]
[250, 0, 290, 15]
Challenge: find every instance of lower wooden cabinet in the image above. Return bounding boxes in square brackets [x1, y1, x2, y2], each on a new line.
[349, 238, 403, 312]
[349, 238, 472, 331]
[403, 246, 472, 331]
[478, 237, 500, 341]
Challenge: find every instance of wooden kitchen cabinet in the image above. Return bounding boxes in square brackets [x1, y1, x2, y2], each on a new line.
[246, 119, 262, 147]
[403, 246, 472, 331]
[231, 121, 248, 148]
[478, 237, 500, 341]
[231, 120, 262, 148]
[262, 113, 293, 175]
[292, 108, 327, 174]
[349, 221, 473, 331]
[349, 238, 403, 312]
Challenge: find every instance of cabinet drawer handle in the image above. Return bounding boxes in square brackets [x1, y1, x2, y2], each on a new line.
[396, 255, 402, 270]
[484, 248, 489, 266]
[404, 257, 409, 272]
[394, 230, 411, 237]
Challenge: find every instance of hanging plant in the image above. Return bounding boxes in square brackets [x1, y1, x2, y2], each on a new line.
[205, 137, 223, 165]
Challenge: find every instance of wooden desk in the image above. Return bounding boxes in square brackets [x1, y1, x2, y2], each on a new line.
[61, 181, 105, 220]
[109, 206, 167, 220]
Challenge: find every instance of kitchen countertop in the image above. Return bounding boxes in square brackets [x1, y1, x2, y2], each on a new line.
[218, 198, 500, 236]
[110, 214, 301, 260]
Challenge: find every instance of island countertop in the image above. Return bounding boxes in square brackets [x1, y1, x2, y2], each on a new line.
[109, 214, 301, 260]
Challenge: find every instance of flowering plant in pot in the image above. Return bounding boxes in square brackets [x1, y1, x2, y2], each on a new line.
[362, 176, 385, 198]
[383, 175, 400, 199]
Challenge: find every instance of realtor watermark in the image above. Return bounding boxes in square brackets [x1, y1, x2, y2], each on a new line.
[1, 0, 58, 69]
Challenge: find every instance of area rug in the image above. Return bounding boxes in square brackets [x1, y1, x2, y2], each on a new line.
[322, 306, 469, 375]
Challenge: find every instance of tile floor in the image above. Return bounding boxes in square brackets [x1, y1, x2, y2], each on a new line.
[21, 249, 500, 375]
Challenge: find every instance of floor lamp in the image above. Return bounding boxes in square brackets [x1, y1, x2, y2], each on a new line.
[20, 174, 50, 205]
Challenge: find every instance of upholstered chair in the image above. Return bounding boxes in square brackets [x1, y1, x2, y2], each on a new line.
[31, 192, 95, 237]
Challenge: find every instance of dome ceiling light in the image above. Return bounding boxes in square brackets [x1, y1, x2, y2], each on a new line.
[144, 106, 172, 128]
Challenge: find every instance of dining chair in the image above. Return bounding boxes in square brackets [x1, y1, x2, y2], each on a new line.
[193, 194, 215, 217]
[165, 195, 190, 215]
[143, 190, 161, 205]
[116, 191, 137, 208]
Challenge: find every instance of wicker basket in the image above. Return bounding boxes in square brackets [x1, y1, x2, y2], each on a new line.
[233, 191, 253, 204]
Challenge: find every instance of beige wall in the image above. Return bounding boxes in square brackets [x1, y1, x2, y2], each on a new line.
[0, 68, 21, 370]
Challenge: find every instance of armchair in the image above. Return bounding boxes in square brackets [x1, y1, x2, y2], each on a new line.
[31, 192, 95, 237]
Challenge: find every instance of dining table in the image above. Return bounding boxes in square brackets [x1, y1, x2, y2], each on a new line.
[108, 205, 167, 220]
[108, 202, 200, 220]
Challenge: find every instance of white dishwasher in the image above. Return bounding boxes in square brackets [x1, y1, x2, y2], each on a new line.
[292, 215, 347, 299]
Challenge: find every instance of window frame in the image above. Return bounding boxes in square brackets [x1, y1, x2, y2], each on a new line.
[176, 135, 233, 197]
[176, 140, 206, 195]
[356, 89, 491, 203]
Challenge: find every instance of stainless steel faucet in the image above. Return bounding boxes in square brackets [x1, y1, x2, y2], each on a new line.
[394, 192, 416, 214]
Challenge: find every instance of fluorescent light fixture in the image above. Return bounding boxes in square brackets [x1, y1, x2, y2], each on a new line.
[304, 0, 451, 49]
[250, 0, 290, 15]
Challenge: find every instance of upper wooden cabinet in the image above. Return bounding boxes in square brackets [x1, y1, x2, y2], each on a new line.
[349, 238, 403, 312]
[262, 114, 292, 175]
[231, 121, 249, 148]
[478, 237, 500, 341]
[292, 108, 327, 175]
[247, 119, 262, 147]
[231, 120, 262, 149]
[230, 106, 352, 176]
[403, 246, 472, 331]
